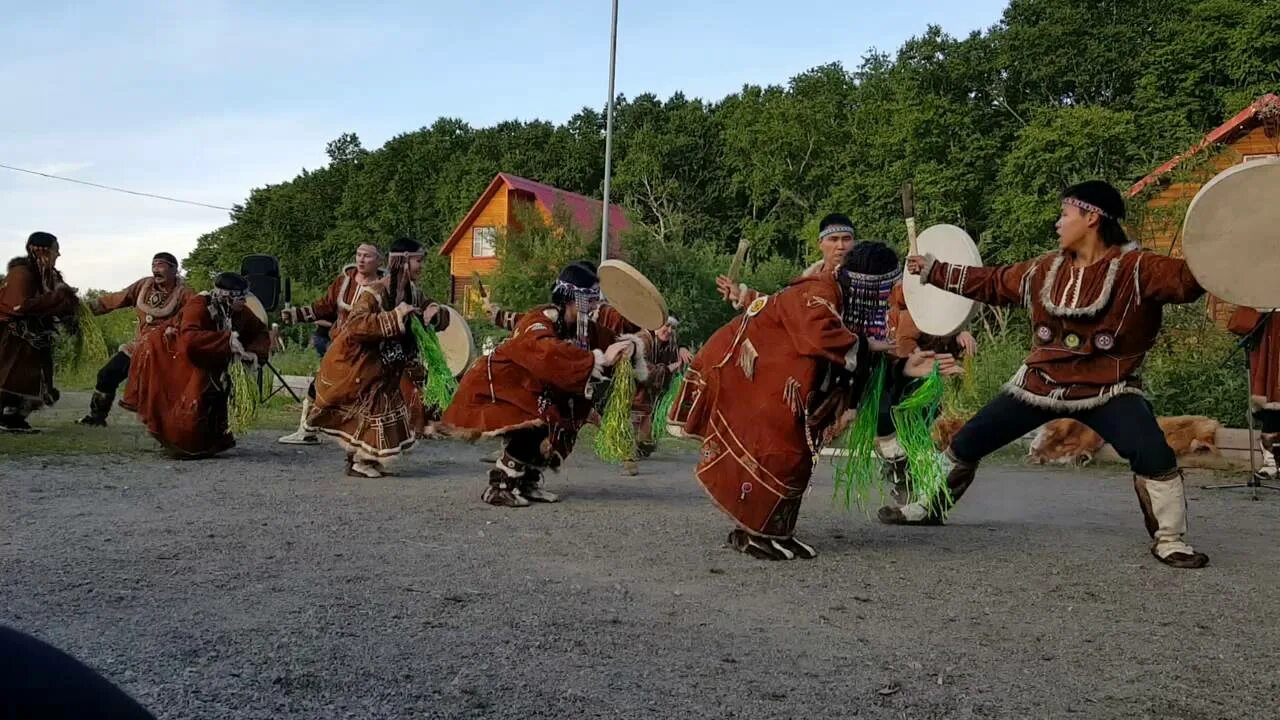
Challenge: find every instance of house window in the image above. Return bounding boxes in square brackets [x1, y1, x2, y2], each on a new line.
[472, 226, 497, 258]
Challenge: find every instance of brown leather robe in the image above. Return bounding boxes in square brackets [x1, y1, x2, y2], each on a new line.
[1228, 307, 1280, 411]
[442, 305, 619, 463]
[306, 285, 447, 461]
[0, 257, 79, 408]
[668, 272, 861, 538]
[124, 294, 269, 457]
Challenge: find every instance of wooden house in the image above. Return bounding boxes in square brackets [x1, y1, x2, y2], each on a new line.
[1126, 93, 1280, 323]
[438, 173, 629, 315]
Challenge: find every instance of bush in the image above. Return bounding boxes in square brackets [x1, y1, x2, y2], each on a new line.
[1143, 301, 1247, 426]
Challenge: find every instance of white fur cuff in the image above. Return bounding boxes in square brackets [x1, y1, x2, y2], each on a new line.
[843, 340, 859, 372]
[591, 349, 607, 380]
[619, 333, 650, 383]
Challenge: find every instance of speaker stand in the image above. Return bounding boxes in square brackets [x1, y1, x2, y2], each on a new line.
[258, 362, 303, 404]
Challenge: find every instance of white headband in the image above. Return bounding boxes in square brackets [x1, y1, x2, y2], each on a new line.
[1063, 197, 1113, 220]
[819, 224, 855, 240]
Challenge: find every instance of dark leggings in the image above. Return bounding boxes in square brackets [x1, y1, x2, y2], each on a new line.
[876, 366, 909, 437]
[94, 352, 131, 395]
[1256, 409, 1280, 435]
[950, 392, 1178, 478]
[504, 427, 551, 467]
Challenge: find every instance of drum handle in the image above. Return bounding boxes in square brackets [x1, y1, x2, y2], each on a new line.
[902, 181, 918, 256]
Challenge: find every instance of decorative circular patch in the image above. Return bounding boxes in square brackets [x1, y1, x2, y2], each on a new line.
[740, 481, 753, 498]
[1035, 325, 1053, 343]
[1064, 332, 1082, 349]
[747, 296, 769, 316]
[1095, 332, 1116, 350]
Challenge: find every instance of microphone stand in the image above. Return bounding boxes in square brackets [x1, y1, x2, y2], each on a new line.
[1204, 311, 1278, 499]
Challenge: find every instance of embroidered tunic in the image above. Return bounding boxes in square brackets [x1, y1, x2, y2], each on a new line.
[668, 272, 861, 538]
[284, 265, 382, 330]
[923, 247, 1203, 410]
[90, 277, 194, 356]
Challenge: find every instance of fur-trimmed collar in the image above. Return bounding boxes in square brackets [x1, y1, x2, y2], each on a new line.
[136, 276, 186, 319]
[1038, 249, 1130, 318]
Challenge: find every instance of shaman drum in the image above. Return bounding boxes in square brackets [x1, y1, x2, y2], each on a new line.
[436, 305, 476, 378]
[902, 223, 983, 336]
[1183, 157, 1280, 309]
[245, 293, 269, 326]
[598, 259, 669, 331]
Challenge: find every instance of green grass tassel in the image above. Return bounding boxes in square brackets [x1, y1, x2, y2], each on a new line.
[594, 354, 637, 463]
[891, 365, 950, 516]
[410, 316, 459, 410]
[227, 360, 260, 435]
[831, 357, 886, 511]
[58, 302, 111, 378]
[652, 368, 685, 444]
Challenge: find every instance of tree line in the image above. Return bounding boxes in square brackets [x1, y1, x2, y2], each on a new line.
[180, 0, 1275, 350]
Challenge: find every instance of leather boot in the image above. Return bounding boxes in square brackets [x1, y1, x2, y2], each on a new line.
[1134, 471, 1209, 569]
[878, 450, 976, 526]
[77, 390, 114, 427]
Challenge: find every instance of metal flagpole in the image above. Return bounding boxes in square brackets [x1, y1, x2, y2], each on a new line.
[600, 0, 619, 264]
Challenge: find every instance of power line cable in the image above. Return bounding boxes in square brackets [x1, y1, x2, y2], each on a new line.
[0, 162, 234, 211]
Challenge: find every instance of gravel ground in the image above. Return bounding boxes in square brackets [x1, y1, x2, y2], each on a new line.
[3, 422, 1280, 719]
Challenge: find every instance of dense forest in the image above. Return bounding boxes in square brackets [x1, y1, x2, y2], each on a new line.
[172, 0, 1275, 422]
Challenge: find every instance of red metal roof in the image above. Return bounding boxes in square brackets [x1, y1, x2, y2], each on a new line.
[439, 172, 630, 256]
[1127, 93, 1280, 198]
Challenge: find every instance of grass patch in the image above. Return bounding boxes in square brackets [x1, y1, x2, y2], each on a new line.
[268, 343, 321, 377]
[0, 391, 301, 457]
[0, 422, 158, 457]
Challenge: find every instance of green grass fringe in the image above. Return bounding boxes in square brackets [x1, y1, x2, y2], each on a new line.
[832, 357, 886, 511]
[228, 360, 260, 435]
[410, 316, 459, 411]
[652, 368, 685, 444]
[892, 365, 951, 516]
[594, 354, 637, 463]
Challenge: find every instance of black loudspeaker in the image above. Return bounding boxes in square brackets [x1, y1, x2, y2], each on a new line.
[240, 254, 281, 312]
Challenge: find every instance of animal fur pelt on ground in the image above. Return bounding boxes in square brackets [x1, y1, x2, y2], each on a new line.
[1027, 415, 1221, 466]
